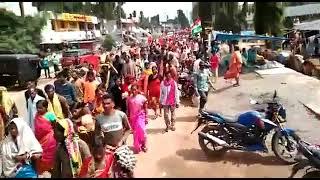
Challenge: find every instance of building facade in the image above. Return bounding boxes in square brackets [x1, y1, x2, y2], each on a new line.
[41, 12, 102, 44]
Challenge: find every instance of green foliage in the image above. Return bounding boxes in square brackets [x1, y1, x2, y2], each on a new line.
[192, 3, 199, 21]
[254, 2, 284, 36]
[239, 2, 248, 30]
[213, 2, 241, 33]
[150, 14, 160, 27]
[283, 17, 294, 29]
[177, 10, 190, 28]
[0, 9, 47, 54]
[114, 4, 126, 19]
[33, 2, 123, 20]
[139, 11, 144, 23]
[139, 11, 151, 29]
[103, 34, 116, 51]
[198, 2, 212, 28]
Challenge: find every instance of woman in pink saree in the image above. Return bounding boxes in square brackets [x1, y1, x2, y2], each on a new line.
[34, 100, 57, 174]
[127, 84, 148, 153]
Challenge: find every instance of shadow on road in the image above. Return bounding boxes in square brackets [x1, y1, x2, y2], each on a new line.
[179, 97, 194, 107]
[146, 128, 167, 135]
[212, 85, 233, 94]
[176, 148, 286, 166]
[175, 116, 197, 123]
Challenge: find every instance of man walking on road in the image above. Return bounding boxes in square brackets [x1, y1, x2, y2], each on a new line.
[95, 94, 131, 147]
[160, 71, 180, 132]
[194, 61, 211, 113]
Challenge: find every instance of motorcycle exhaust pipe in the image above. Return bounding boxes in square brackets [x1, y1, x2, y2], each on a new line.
[198, 132, 229, 147]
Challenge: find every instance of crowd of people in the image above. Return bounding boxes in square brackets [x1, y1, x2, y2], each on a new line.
[0, 30, 245, 178]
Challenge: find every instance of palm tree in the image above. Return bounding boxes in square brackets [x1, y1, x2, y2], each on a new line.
[19, 2, 24, 17]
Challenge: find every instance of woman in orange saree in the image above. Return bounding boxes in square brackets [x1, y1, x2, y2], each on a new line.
[34, 100, 57, 174]
[224, 45, 243, 87]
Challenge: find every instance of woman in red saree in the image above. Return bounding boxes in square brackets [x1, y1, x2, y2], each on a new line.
[224, 45, 243, 87]
[34, 100, 57, 174]
[148, 66, 162, 118]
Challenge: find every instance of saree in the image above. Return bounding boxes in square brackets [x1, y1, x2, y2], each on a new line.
[224, 51, 243, 79]
[56, 118, 82, 177]
[0, 86, 14, 116]
[1, 118, 43, 177]
[47, 93, 65, 120]
[148, 75, 161, 109]
[34, 112, 57, 174]
[127, 94, 147, 153]
[78, 152, 115, 178]
[0, 106, 6, 141]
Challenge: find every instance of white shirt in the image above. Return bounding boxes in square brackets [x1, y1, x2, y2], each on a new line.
[193, 58, 202, 73]
[194, 42, 199, 52]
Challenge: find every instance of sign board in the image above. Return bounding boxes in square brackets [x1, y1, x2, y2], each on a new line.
[60, 13, 93, 22]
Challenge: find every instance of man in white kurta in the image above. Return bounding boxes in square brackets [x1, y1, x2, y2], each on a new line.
[27, 88, 45, 131]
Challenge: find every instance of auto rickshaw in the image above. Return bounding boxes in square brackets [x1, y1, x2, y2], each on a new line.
[0, 52, 41, 87]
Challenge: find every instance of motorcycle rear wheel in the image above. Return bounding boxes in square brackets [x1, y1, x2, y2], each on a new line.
[198, 126, 228, 157]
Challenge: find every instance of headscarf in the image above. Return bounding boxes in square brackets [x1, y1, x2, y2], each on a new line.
[45, 84, 65, 120]
[56, 118, 82, 177]
[0, 86, 14, 115]
[48, 94, 65, 120]
[1, 118, 43, 177]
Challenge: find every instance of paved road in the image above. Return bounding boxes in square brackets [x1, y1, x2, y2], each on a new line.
[8, 71, 319, 178]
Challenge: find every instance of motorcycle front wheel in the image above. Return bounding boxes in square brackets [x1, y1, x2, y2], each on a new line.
[198, 126, 228, 157]
[271, 130, 298, 164]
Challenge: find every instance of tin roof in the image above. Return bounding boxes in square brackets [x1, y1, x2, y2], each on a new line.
[284, 4, 320, 17]
[294, 19, 320, 30]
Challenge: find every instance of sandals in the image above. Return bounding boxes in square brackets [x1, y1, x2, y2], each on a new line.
[142, 146, 148, 152]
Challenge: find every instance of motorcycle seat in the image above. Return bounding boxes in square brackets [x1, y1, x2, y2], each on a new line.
[223, 115, 238, 123]
[204, 111, 238, 123]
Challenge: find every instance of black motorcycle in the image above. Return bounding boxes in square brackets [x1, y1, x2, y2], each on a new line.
[289, 133, 320, 178]
[178, 72, 195, 98]
[191, 90, 298, 164]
